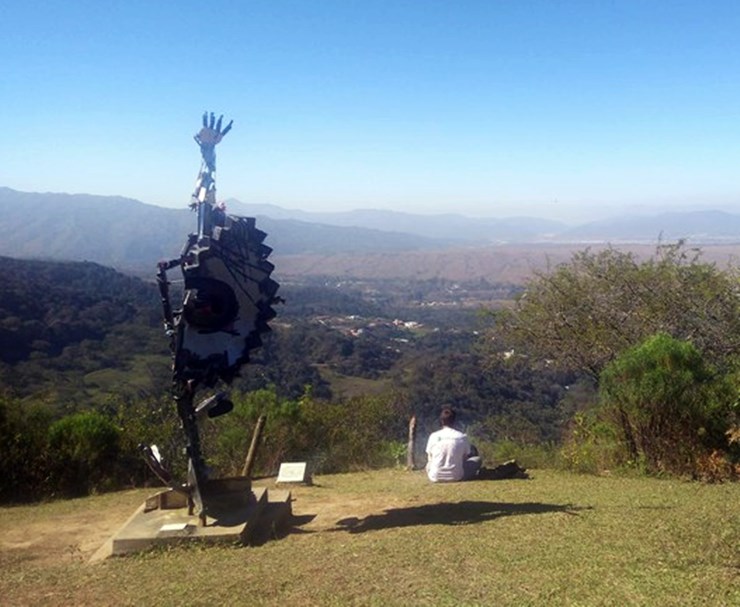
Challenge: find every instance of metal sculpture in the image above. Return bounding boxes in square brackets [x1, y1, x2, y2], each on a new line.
[143, 113, 279, 522]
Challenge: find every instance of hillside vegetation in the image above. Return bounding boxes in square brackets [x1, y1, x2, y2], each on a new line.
[0, 257, 568, 501]
[0, 256, 168, 402]
[489, 243, 740, 479]
[2, 241, 739, 504]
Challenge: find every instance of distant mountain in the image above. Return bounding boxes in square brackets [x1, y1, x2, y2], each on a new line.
[225, 200, 740, 244]
[558, 210, 740, 243]
[248, 215, 449, 255]
[3, 187, 740, 276]
[225, 199, 567, 242]
[0, 188, 192, 270]
[0, 188, 445, 270]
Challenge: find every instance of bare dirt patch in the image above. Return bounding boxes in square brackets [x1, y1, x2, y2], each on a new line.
[0, 489, 149, 566]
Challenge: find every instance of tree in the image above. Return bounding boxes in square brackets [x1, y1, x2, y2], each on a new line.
[490, 242, 740, 378]
[599, 333, 735, 475]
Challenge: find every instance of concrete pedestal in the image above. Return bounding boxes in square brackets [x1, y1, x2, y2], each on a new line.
[91, 478, 291, 561]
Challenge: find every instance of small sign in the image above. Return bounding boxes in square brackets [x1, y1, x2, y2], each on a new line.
[277, 462, 311, 484]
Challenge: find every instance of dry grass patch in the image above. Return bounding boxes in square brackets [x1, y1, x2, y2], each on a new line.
[0, 469, 738, 606]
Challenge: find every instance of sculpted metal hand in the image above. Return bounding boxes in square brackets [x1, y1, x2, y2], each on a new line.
[191, 112, 233, 230]
[194, 112, 233, 171]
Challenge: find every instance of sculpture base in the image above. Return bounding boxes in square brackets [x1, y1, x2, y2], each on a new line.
[91, 478, 292, 561]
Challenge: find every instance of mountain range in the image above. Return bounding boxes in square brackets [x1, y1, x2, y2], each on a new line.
[227, 199, 740, 245]
[223, 200, 567, 242]
[1, 187, 740, 275]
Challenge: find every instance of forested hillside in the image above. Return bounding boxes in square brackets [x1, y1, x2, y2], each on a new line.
[2, 245, 738, 502]
[0, 257, 168, 404]
[0, 257, 159, 362]
[0, 257, 565, 442]
[0, 256, 573, 501]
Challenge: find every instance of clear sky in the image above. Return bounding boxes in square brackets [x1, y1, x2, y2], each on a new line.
[3, 1, 740, 222]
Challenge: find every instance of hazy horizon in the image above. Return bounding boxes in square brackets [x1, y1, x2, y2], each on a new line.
[7, 184, 740, 227]
[4, 2, 740, 224]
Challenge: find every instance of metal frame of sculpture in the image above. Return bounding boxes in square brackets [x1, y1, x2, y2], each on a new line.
[142, 113, 279, 523]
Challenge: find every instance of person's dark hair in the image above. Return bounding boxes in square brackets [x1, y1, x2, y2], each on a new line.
[440, 407, 456, 427]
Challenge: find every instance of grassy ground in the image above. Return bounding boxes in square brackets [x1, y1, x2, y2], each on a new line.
[1, 469, 738, 606]
[316, 366, 391, 399]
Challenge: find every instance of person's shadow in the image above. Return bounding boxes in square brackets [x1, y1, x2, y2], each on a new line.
[334, 501, 588, 534]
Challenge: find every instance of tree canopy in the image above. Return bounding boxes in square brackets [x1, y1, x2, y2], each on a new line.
[491, 242, 740, 378]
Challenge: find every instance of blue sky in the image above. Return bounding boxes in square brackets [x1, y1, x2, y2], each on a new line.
[3, 1, 740, 221]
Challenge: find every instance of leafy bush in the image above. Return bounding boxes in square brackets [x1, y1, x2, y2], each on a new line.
[383, 440, 409, 468]
[693, 449, 740, 483]
[207, 388, 306, 476]
[599, 333, 737, 477]
[560, 411, 626, 474]
[0, 396, 54, 501]
[47, 411, 121, 496]
[299, 393, 410, 473]
[111, 395, 185, 485]
[207, 388, 410, 476]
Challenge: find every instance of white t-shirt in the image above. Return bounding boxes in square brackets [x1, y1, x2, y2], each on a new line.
[425, 426, 471, 482]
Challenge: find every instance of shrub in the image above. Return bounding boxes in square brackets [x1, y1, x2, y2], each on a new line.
[207, 388, 410, 476]
[47, 411, 121, 496]
[111, 395, 185, 485]
[208, 388, 305, 476]
[560, 411, 626, 474]
[694, 449, 739, 483]
[0, 396, 53, 501]
[298, 393, 409, 473]
[491, 243, 740, 379]
[600, 333, 737, 477]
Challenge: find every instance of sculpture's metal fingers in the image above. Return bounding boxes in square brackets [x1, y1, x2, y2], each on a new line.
[216, 115, 223, 133]
[202, 111, 208, 128]
[209, 112, 216, 129]
[222, 120, 233, 137]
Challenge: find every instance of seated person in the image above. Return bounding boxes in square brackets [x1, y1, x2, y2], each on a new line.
[425, 407, 482, 482]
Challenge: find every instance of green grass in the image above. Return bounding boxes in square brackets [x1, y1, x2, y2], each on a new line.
[83, 353, 169, 400]
[317, 366, 391, 399]
[1, 469, 738, 606]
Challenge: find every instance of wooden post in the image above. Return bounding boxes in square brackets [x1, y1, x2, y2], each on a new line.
[406, 415, 417, 470]
[242, 415, 266, 478]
